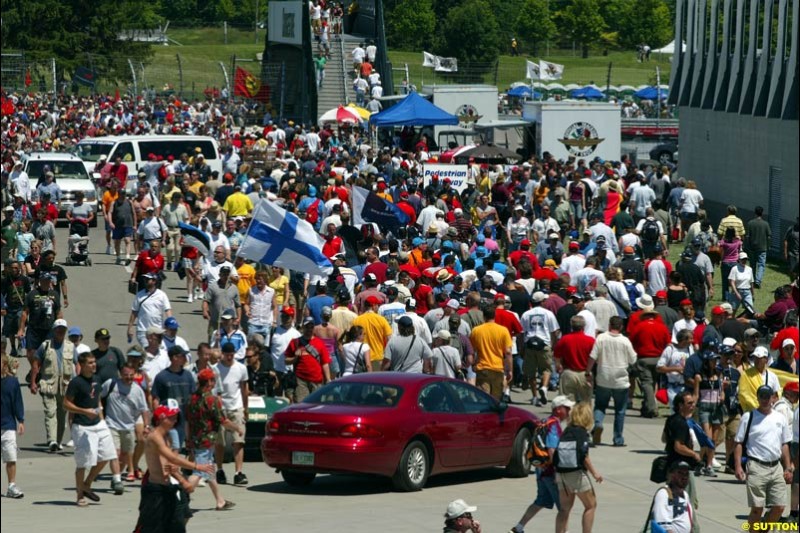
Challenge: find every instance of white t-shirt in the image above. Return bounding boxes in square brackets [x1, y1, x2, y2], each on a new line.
[577, 309, 598, 338]
[671, 319, 697, 344]
[131, 289, 171, 332]
[142, 347, 169, 383]
[270, 326, 301, 373]
[728, 265, 753, 289]
[248, 285, 275, 326]
[657, 344, 691, 384]
[560, 254, 586, 278]
[341, 341, 371, 376]
[520, 307, 560, 345]
[680, 189, 703, 214]
[646, 259, 670, 295]
[215, 361, 249, 410]
[589, 331, 637, 389]
[429, 345, 462, 378]
[735, 409, 792, 462]
[137, 216, 165, 241]
[652, 486, 693, 533]
[793, 407, 799, 444]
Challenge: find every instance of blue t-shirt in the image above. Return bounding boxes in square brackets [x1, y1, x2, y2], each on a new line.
[536, 415, 563, 478]
[306, 294, 334, 324]
[152, 368, 196, 414]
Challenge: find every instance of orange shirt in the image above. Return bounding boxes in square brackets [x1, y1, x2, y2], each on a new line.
[102, 190, 119, 214]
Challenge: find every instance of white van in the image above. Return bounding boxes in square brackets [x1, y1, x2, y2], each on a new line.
[23, 152, 99, 226]
[74, 135, 223, 181]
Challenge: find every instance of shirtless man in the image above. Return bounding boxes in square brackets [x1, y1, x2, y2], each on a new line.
[134, 405, 214, 533]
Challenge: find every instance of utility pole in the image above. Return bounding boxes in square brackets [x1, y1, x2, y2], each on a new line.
[606, 62, 612, 101]
[255, 0, 260, 44]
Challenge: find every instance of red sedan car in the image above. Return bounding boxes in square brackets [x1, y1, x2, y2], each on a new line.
[261, 372, 539, 491]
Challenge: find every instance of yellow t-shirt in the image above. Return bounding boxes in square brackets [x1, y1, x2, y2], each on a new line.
[236, 263, 256, 304]
[102, 190, 119, 214]
[352, 311, 393, 362]
[269, 275, 289, 306]
[223, 192, 254, 217]
[470, 322, 512, 373]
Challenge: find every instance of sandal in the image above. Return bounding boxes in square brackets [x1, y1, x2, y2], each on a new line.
[215, 500, 236, 511]
[77, 497, 88, 507]
[125, 472, 136, 482]
[83, 490, 100, 502]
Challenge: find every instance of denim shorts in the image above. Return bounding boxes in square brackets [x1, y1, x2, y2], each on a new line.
[533, 474, 561, 510]
[697, 402, 725, 426]
[192, 447, 215, 481]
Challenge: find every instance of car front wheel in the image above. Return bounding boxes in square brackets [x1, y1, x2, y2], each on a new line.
[281, 470, 317, 487]
[392, 441, 429, 492]
[506, 427, 532, 478]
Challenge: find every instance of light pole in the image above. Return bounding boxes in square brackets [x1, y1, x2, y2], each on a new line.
[255, 0, 260, 44]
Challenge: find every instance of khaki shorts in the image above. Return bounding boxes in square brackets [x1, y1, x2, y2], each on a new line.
[523, 345, 552, 378]
[559, 369, 593, 403]
[294, 378, 323, 403]
[476, 369, 504, 401]
[724, 413, 741, 443]
[110, 427, 137, 454]
[218, 408, 246, 445]
[746, 460, 787, 508]
[557, 470, 593, 494]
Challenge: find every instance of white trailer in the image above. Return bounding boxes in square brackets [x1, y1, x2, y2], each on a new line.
[421, 84, 499, 150]
[522, 101, 621, 162]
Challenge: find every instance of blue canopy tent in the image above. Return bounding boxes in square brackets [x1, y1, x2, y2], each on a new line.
[569, 86, 605, 100]
[369, 91, 459, 127]
[634, 86, 669, 100]
[507, 86, 542, 99]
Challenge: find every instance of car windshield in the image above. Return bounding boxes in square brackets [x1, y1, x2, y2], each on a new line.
[74, 142, 114, 162]
[304, 382, 403, 407]
[26, 161, 88, 180]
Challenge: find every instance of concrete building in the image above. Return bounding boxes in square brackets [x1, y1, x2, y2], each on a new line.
[669, 0, 798, 253]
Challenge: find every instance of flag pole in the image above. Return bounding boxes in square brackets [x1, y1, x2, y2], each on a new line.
[236, 200, 265, 262]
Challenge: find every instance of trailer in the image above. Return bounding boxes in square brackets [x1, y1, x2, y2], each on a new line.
[421, 84, 498, 150]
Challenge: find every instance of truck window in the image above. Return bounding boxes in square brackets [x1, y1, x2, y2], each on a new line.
[138, 140, 218, 161]
[75, 142, 114, 162]
[112, 142, 135, 162]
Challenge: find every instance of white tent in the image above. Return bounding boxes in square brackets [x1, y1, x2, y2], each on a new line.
[654, 40, 686, 55]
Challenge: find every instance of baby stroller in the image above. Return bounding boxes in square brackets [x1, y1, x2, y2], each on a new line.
[65, 219, 92, 266]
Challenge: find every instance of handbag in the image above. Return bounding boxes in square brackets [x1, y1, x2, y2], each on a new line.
[649, 455, 669, 483]
[440, 348, 465, 380]
[726, 407, 755, 470]
[353, 344, 367, 374]
[128, 279, 139, 295]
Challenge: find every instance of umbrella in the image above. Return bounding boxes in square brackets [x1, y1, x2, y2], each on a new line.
[634, 86, 669, 99]
[346, 103, 372, 119]
[569, 86, 605, 100]
[318, 105, 362, 125]
[454, 144, 521, 164]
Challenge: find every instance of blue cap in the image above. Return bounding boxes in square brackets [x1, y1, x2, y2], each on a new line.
[653, 243, 663, 253]
[442, 240, 453, 250]
[701, 349, 720, 361]
[476, 234, 486, 243]
[221, 309, 236, 319]
[412, 237, 424, 247]
[164, 317, 180, 330]
[68, 326, 82, 337]
[691, 236, 702, 246]
[307, 185, 317, 197]
[476, 246, 487, 256]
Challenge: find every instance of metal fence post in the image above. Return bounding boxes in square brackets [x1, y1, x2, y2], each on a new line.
[139, 62, 146, 96]
[176, 54, 184, 97]
[51, 58, 57, 98]
[219, 61, 231, 104]
[279, 61, 286, 122]
[128, 58, 138, 97]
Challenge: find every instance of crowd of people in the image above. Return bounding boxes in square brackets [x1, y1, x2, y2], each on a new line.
[0, 87, 799, 532]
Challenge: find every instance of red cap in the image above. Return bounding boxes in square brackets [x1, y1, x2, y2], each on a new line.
[568, 242, 580, 250]
[377, 182, 387, 190]
[712, 305, 726, 315]
[281, 306, 296, 317]
[153, 405, 180, 424]
[680, 298, 693, 306]
[784, 381, 799, 393]
[443, 178, 452, 183]
[366, 295, 381, 306]
[432, 174, 439, 180]
[400, 191, 409, 198]
[623, 246, 635, 254]
[197, 368, 216, 383]
[520, 238, 531, 247]
[494, 293, 509, 302]
[655, 290, 668, 300]
[566, 286, 578, 295]
[584, 169, 591, 176]
[329, 171, 337, 177]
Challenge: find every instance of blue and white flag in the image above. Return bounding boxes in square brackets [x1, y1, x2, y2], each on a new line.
[238, 200, 333, 276]
[352, 185, 409, 232]
[179, 222, 210, 257]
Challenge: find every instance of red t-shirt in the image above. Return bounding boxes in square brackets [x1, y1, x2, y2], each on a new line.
[630, 316, 672, 358]
[285, 336, 331, 383]
[509, 250, 540, 271]
[363, 261, 389, 284]
[626, 309, 666, 335]
[554, 332, 596, 371]
[495, 308, 523, 337]
[34, 202, 59, 222]
[692, 322, 707, 347]
[135, 250, 165, 276]
[321, 236, 344, 260]
[413, 284, 433, 315]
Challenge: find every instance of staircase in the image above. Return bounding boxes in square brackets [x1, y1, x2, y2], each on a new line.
[316, 34, 363, 120]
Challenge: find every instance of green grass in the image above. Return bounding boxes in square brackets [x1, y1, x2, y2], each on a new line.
[167, 27, 266, 47]
[715, 260, 794, 313]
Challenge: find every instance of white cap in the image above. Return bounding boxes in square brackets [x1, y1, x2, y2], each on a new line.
[721, 337, 738, 347]
[436, 330, 451, 341]
[446, 299, 460, 310]
[444, 499, 477, 519]
[782, 338, 796, 348]
[532, 291, 547, 303]
[720, 302, 733, 313]
[548, 232, 560, 239]
[552, 395, 575, 409]
[738, 252, 748, 260]
[52, 319, 68, 329]
[752, 346, 769, 358]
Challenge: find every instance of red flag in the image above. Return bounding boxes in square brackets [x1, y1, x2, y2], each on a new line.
[234, 66, 261, 98]
[24, 70, 32, 87]
[114, 88, 120, 102]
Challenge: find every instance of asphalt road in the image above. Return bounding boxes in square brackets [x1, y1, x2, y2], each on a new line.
[1, 226, 756, 532]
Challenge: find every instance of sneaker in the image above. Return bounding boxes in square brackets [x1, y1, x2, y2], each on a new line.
[538, 386, 548, 405]
[501, 393, 512, 404]
[701, 466, 718, 477]
[198, 478, 207, 487]
[125, 471, 136, 482]
[106, 245, 112, 255]
[592, 427, 603, 446]
[233, 472, 248, 486]
[65, 440, 74, 448]
[48, 441, 58, 453]
[531, 398, 540, 406]
[216, 469, 227, 485]
[6, 484, 24, 499]
[509, 528, 524, 533]
[187, 294, 194, 303]
[58, 443, 64, 451]
[115, 256, 121, 265]
[111, 480, 125, 495]
[711, 458, 722, 469]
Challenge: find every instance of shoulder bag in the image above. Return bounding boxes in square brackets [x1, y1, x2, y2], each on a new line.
[391, 335, 417, 372]
[352, 343, 367, 374]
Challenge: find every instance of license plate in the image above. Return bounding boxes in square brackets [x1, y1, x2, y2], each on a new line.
[291, 451, 315, 466]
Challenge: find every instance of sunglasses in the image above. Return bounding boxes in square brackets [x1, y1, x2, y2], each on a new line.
[459, 513, 473, 520]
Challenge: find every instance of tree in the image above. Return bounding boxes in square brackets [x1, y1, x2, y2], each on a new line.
[515, 0, 556, 56]
[617, 0, 673, 49]
[2, 0, 159, 81]
[438, 0, 501, 78]
[386, 0, 437, 52]
[560, 0, 606, 58]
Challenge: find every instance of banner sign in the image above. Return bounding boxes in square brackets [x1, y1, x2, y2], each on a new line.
[421, 164, 470, 193]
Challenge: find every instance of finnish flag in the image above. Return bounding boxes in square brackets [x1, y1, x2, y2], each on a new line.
[238, 200, 333, 276]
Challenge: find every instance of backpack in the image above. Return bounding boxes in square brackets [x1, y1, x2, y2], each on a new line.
[554, 425, 589, 473]
[306, 198, 321, 225]
[157, 164, 169, 182]
[641, 219, 660, 243]
[527, 417, 560, 468]
[624, 280, 641, 311]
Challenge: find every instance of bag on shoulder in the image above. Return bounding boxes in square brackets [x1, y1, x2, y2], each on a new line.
[353, 344, 368, 374]
[525, 336, 547, 351]
[554, 425, 589, 473]
[642, 219, 660, 243]
[649, 455, 669, 483]
[527, 417, 559, 468]
[128, 279, 139, 295]
[623, 280, 641, 311]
